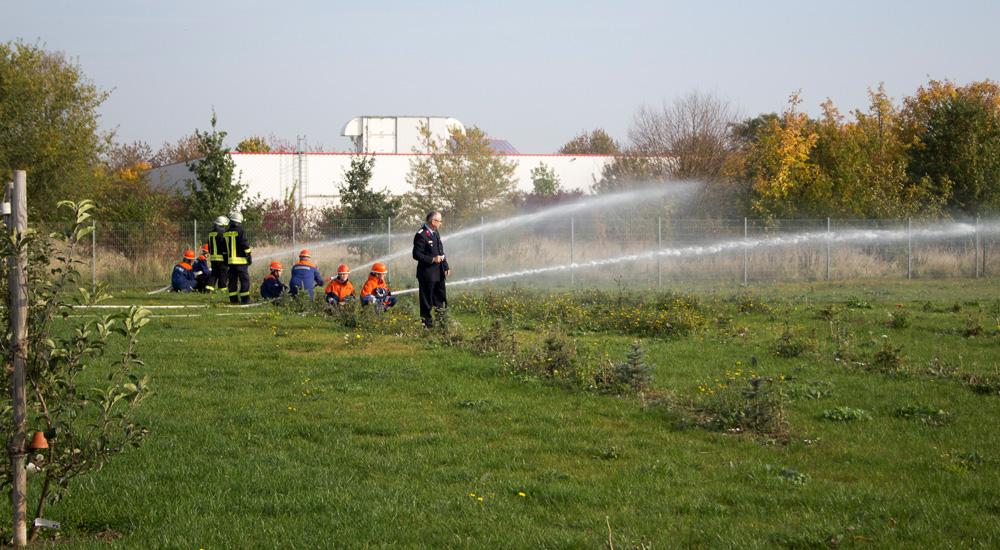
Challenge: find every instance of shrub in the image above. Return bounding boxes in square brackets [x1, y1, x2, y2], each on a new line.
[822, 407, 872, 422]
[893, 405, 955, 426]
[889, 310, 912, 329]
[614, 341, 655, 393]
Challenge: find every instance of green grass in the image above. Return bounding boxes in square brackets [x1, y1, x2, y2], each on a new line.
[8, 279, 1000, 548]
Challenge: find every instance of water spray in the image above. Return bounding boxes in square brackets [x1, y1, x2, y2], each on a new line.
[355, 183, 703, 272]
[391, 221, 993, 294]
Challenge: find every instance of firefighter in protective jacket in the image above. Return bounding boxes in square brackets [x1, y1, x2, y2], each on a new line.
[224, 211, 252, 304]
[206, 215, 229, 291]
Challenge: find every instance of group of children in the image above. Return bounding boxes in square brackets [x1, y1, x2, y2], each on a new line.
[259, 250, 396, 310]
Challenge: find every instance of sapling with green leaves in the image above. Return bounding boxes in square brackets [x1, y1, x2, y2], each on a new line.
[0, 200, 153, 541]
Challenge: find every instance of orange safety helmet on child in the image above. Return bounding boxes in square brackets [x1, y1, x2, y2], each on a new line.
[299, 250, 310, 258]
[371, 263, 387, 274]
[183, 250, 196, 260]
[338, 264, 350, 274]
[269, 262, 283, 271]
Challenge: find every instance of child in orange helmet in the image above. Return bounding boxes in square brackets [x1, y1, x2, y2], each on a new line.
[360, 263, 396, 311]
[171, 250, 198, 292]
[325, 264, 355, 306]
[260, 262, 287, 300]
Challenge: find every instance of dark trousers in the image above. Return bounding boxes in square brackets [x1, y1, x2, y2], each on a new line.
[195, 272, 211, 292]
[418, 279, 447, 327]
[209, 261, 228, 290]
[227, 265, 250, 304]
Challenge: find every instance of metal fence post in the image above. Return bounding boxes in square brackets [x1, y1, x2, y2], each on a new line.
[743, 217, 748, 285]
[92, 219, 96, 286]
[570, 217, 575, 286]
[480, 216, 485, 278]
[193, 219, 197, 254]
[657, 217, 662, 287]
[291, 216, 296, 265]
[826, 217, 831, 281]
[907, 218, 912, 279]
[387, 217, 391, 277]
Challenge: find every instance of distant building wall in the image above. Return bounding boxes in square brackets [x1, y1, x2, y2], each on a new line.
[148, 153, 615, 210]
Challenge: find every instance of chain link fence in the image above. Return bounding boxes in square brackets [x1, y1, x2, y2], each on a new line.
[67, 216, 998, 293]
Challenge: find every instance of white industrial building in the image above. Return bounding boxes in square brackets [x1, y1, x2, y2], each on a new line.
[148, 116, 615, 209]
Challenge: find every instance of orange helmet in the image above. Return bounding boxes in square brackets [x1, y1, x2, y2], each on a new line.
[338, 264, 350, 274]
[299, 249, 310, 258]
[202, 243, 209, 252]
[183, 250, 196, 260]
[371, 263, 387, 274]
[269, 261, 283, 271]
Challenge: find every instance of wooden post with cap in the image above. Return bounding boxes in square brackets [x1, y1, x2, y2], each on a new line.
[8, 170, 28, 546]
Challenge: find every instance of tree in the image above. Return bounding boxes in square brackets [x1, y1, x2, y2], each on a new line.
[627, 90, 742, 184]
[897, 78, 1000, 215]
[907, 93, 1000, 214]
[235, 136, 271, 153]
[1, 200, 152, 542]
[558, 128, 621, 155]
[810, 85, 948, 219]
[744, 93, 820, 221]
[338, 155, 402, 220]
[320, 155, 402, 260]
[0, 40, 112, 220]
[150, 134, 201, 167]
[181, 111, 248, 223]
[530, 162, 561, 196]
[405, 123, 519, 220]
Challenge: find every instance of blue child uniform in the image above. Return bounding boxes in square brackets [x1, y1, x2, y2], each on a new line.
[171, 261, 197, 292]
[289, 261, 324, 298]
[260, 273, 287, 300]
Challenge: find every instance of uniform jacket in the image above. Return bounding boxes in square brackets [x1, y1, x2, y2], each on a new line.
[207, 224, 228, 262]
[361, 274, 391, 301]
[195, 255, 211, 275]
[412, 225, 449, 282]
[324, 278, 354, 301]
[290, 261, 324, 297]
[223, 222, 251, 265]
[171, 261, 197, 291]
[260, 273, 287, 299]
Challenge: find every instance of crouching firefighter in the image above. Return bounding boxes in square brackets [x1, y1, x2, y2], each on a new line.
[261, 262, 287, 301]
[361, 263, 396, 312]
[224, 211, 252, 304]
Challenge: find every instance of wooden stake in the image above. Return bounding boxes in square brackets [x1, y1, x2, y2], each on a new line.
[8, 170, 28, 546]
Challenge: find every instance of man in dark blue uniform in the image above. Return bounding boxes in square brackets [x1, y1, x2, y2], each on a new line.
[412, 210, 449, 328]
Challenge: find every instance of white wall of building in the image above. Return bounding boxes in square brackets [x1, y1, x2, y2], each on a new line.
[149, 153, 614, 210]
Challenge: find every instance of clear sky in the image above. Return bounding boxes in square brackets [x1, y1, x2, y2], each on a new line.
[4, 0, 997, 154]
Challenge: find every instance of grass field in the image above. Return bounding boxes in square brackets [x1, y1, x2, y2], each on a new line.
[8, 279, 1000, 549]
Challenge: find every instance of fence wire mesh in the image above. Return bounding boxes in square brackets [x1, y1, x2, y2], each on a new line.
[62, 217, 998, 293]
